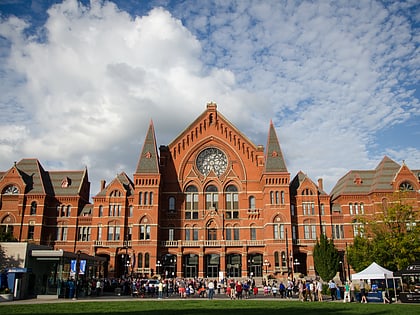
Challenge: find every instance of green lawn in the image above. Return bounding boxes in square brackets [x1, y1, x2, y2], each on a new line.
[1, 300, 419, 315]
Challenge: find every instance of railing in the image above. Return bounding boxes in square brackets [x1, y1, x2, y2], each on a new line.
[160, 240, 265, 247]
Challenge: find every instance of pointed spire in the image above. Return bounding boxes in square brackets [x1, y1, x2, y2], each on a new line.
[135, 120, 160, 174]
[265, 120, 287, 172]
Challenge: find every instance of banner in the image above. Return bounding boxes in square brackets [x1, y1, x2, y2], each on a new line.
[70, 259, 86, 275]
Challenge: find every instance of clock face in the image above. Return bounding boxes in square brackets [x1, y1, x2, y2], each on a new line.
[196, 148, 228, 176]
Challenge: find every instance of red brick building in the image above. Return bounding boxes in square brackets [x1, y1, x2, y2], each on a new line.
[1, 103, 419, 281]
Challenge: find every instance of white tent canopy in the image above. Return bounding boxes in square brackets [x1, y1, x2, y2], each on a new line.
[351, 262, 394, 280]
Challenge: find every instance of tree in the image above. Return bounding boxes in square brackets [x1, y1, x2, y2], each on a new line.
[0, 230, 17, 242]
[313, 233, 340, 281]
[347, 191, 420, 272]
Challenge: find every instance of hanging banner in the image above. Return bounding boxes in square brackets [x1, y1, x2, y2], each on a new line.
[79, 260, 86, 275]
[70, 259, 86, 275]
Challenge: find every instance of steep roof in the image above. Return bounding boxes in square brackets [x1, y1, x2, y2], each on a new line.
[330, 156, 400, 199]
[135, 120, 160, 174]
[95, 172, 134, 197]
[2, 159, 87, 197]
[264, 120, 287, 172]
[290, 170, 327, 195]
[168, 102, 260, 151]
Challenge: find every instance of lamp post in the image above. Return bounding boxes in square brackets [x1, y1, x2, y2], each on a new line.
[156, 260, 162, 277]
[74, 250, 81, 300]
[124, 244, 129, 277]
[263, 259, 270, 279]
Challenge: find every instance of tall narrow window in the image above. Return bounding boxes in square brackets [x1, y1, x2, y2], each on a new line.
[99, 205, 103, 217]
[249, 196, 256, 210]
[185, 185, 199, 219]
[205, 185, 219, 210]
[274, 251, 280, 268]
[30, 202, 37, 215]
[144, 253, 150, 268]
[281, 191, 285, 205]
[27, 224, 35, 240]
[225, 185, 239, 219]
[250, 225, 256, 240]
[226, 226, 232, 240]
[149, 192, 153, 205]
[169, 228, 174, 241]
[233, 225, 240, 240]
[168, 197, 176, 212]
[138, 253, 143, 268]
[98, 225, 102, 240]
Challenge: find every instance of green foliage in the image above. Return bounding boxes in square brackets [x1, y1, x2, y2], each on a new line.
[313, 234, 340, 281]
[0, 229, 17, 242]
[347, 236, 373, 272]
[348, 192, 420, 272]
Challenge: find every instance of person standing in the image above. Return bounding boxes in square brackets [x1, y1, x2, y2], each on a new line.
[208, 280, 215, 299]
[360, 280, 367, 303]
[316, 281, 323, 302]
[328, 280, 337, 301]
[343, 281, 351, 303]
[158, 280, 164, 299]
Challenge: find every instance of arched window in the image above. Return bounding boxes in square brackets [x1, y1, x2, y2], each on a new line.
[185, 185, 198, 219]
[248, 196, 256, 210]
[138, 253, 143, 268]
[168, 196, 176, 212]
[281, 251, 287, 268]
[30, 201, 37, 215]
[205, 185, 218, 210]
[399, 181, 414, 191]
[270, 191, 274, 204]
[274, 251, 280, 268]
[149, 192, 153, 205]
[139, 218, 151, 240]
[3, 185, 19, 194]
[281, 191, 285, 204]
[225, 185, 238, 219]
[250, 224, 256, 240]
[273, 220, 285, 240]
[144, 253, 150, 268]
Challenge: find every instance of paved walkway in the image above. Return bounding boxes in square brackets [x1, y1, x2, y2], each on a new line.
[1, 293, 330, 305]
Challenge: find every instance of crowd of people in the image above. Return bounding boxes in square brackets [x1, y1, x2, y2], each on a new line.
[62, 275, 390, 303]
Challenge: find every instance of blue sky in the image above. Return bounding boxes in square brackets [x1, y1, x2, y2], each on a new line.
[0, 0, 419, 195]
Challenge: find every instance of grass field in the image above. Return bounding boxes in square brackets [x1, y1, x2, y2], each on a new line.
[0, 299, 419, 315]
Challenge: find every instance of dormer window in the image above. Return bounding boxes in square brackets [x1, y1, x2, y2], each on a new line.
[3, 185, 19, 194]
[399, 181, 414, 191]
[61, 177, 71, 188]
[353, 174, 363, 185]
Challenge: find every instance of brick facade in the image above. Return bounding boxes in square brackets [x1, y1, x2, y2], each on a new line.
[1, 103, 419, 281]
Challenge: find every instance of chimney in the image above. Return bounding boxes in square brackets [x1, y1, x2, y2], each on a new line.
[100, 180, 106, 191]
[318, 178, 323, 191]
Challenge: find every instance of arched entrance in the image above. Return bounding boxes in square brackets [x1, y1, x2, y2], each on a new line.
[205, 254, 220, 278]
[183, 254, 198, 278]
[161, 254, 177, 278]
[247, 253, 263, 277]
[226, 253, 241, 278]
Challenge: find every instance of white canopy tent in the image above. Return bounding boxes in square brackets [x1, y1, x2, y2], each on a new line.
[351, 262, 394, 280]
[351, 262, 399, 301]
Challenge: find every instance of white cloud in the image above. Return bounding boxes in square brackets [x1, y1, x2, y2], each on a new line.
[0, 0, 419, 195]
